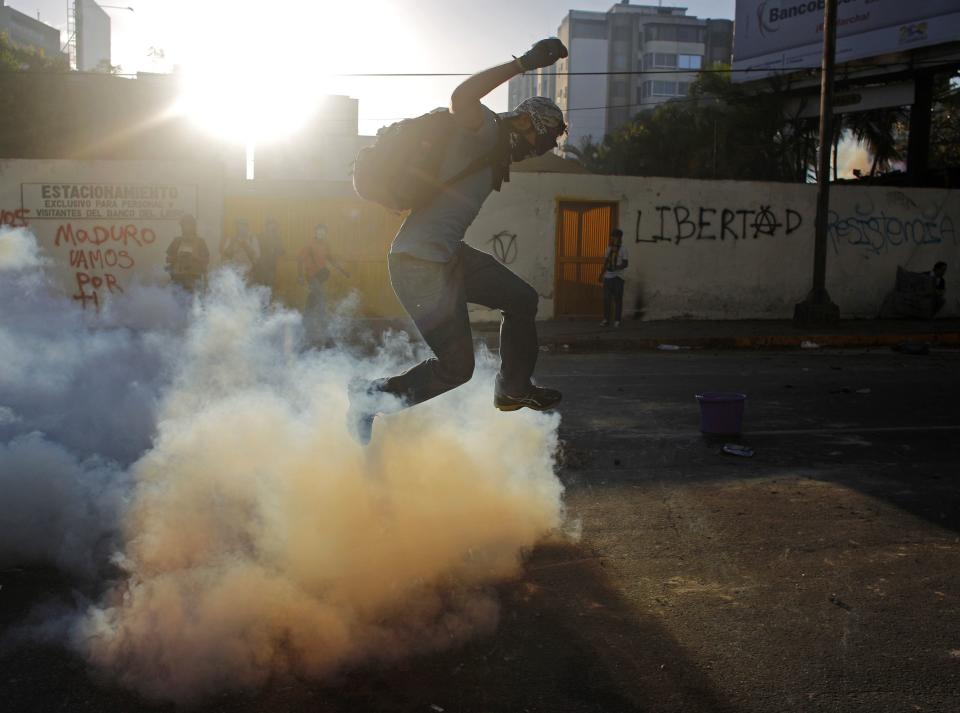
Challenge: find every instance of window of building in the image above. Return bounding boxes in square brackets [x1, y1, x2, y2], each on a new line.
[644, 24, 678, 42]
[643, 52, 675, 68]
[642, 80, 687, 100]
[644, 52, 678, 68]
[651, 80, 676, 96]
[678, 54, 702, 70]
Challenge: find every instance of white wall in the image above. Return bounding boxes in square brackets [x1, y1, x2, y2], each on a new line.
[0, 160, 223, 309]
[465, 173, 959, 320]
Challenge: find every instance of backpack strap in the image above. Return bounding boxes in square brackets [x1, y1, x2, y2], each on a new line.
[437, 115, 512, 192]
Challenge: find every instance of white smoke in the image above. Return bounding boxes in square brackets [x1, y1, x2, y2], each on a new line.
[0, 226, 566, 702]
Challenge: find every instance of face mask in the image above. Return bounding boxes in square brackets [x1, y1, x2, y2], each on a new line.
[535, 133, 558, 155]
[509, 132, 534, 162]
[509, 131, 558, 162]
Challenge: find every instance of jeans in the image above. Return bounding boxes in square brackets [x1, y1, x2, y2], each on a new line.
[603, 276, 625, 322]
[383, 244, 539, 407]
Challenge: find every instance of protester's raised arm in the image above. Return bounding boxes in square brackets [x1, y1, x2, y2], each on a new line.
[450, 38, 568, 130]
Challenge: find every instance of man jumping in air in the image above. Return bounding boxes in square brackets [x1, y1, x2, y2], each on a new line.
[349, 38, 569, 444]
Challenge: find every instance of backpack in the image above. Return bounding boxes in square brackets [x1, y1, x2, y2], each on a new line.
[353, 108, 500, 211]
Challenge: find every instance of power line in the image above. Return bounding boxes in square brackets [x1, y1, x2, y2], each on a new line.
[358, 85, 946, 122]
[338, 60, 956, 77]
[3, 57, 955, 79]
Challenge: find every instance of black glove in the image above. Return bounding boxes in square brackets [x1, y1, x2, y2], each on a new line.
[517, 38, 568, 71]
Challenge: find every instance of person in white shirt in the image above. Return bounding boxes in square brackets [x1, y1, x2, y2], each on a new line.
[601, 228, 629, 327]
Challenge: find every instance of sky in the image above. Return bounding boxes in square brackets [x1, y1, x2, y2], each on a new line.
[7, 0, 736, 135]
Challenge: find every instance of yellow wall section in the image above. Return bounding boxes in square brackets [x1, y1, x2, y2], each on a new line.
[222, 196, 406, 318]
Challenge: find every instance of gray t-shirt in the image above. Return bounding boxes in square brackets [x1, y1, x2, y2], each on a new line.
[390, 105, 500, 262]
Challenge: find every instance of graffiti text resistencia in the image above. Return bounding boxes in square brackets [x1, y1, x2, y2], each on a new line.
[828, 200, 956, 256]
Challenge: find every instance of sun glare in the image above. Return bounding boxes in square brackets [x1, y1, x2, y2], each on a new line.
[173, 0, 408, 145]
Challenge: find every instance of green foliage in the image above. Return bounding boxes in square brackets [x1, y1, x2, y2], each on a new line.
[567, 66, 819, 182]
[0, 31, 68, 73]
[930, 71, 960, 170]
[565, 65, 960, 182]
[93, 59, 123, 75]
[843, 107, 908, 176]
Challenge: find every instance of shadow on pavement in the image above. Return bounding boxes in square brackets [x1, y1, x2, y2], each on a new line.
[0, 543, 737, 713]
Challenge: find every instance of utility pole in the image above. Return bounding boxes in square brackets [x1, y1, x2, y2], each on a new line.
[794, 0, 840, 324]
[75, 0, 83, 71]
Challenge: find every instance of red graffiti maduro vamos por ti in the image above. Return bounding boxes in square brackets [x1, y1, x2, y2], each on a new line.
[1, 207, 31, 228]
[54, 223, 158, 248]
[54, 223, 158, 309]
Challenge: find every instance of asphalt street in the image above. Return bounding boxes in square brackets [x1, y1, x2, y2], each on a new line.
[2, 348, 958, 712]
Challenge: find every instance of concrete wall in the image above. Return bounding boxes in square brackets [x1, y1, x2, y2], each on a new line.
[5, 159, 955, 321]
[221, 179, 405, 317]
[465, 174, 959, 320]
[0, 159, 223, 309]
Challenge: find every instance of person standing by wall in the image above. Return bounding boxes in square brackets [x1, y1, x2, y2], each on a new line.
[347, 38, 569, 444]
[298, 223, 349, 343]
[253, 217, 284, 291]
[220, 217, 260, 274]
[165, 214, 210, 292]
[929, 261, 947, 315]
[600, 228, 628, 327]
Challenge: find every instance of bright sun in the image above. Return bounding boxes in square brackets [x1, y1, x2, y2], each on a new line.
[173, 0, 407, 145]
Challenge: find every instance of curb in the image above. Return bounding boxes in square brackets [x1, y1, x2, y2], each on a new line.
[528, 332, 960, 352]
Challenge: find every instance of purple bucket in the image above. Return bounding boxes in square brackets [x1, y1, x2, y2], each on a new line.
[695, 392, 746, 435]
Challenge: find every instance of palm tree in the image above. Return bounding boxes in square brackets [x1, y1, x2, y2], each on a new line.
[843, 107, 908, 176]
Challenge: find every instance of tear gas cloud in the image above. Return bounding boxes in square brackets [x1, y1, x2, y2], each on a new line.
[0, 227, 567, 701]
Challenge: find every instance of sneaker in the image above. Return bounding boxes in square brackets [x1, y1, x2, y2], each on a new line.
[346, 378, 381, 445]
[600, 320, 609, 327]
[614, 320, 621, 328]
[494, 384, 563, 412]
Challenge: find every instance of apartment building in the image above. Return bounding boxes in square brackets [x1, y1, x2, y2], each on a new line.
[0, 0, 62, 59]
[509, 2, 732, 150]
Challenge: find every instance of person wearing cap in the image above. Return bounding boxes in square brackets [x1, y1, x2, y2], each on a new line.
[348, 38, 569, 444]
[165, 214, 210, 292]
[600, 228, 629, 327]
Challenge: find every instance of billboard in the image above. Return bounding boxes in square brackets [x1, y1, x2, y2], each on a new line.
[77, 0, 111, 72]
[733, 0, 960, 81]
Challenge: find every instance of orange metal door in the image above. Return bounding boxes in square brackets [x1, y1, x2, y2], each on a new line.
[555, 201, 618, 316]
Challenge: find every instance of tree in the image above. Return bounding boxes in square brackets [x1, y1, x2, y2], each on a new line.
[842, 107, 908, 176]
[567, 66, 819, 182]
[929, 69, 960, 171]
[93, 59, 123, 75]
[0, 31, 68, 73]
